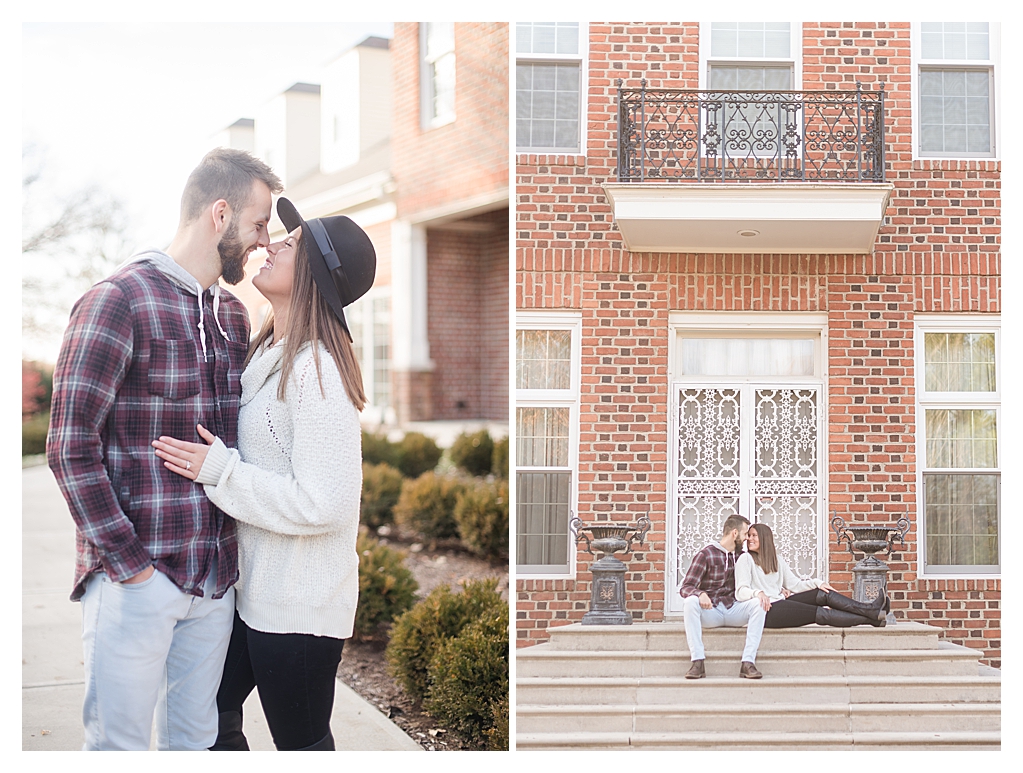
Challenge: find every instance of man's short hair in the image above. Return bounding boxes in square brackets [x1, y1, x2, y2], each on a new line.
[179, 148, 283, 224]
[721, 514, 750, 538]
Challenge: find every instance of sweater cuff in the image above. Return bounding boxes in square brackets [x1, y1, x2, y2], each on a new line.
[195, 437, 233, 485]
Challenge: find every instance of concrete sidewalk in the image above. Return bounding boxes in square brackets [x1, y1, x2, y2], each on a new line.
[22, 463, 421, 751]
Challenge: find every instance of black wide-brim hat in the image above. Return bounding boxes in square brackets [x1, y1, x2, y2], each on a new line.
[276, 197, 376, 341]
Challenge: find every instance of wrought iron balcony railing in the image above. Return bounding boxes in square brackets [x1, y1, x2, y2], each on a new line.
[616, 80, 886, 183]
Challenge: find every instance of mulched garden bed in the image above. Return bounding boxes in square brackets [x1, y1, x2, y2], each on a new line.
[337, 533, 508, 751]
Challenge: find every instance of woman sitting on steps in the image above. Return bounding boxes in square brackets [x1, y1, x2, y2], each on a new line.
[735, 522, 888, 629]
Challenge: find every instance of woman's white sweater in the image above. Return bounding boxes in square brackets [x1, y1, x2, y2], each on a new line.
[195, 339, 361, 639]
[734, 552, 822, 603]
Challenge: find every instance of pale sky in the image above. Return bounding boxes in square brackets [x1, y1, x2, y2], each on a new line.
[21, 22, 394, 361]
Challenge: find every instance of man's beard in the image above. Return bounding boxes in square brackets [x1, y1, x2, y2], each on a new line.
[217, 220, 249, 285]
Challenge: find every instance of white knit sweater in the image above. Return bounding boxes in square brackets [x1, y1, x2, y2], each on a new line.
[734, 552, 822, 603]
[196, 339, 361, 639]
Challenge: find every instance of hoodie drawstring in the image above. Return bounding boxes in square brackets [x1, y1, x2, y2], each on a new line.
[212, 285, 231, 342]
[196, 282, 232, 362]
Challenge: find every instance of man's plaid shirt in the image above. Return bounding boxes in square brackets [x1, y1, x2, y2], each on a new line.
[47, 260, 250, 601]
[679, 543, 742, 608]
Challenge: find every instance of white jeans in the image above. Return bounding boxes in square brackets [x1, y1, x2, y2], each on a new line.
[79, 562, 234, 750]
[683, 595, 766, 663]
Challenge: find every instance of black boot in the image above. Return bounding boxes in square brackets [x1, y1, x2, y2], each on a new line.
[815, 588, 886, 622]
[209, 711, 250, 751]
[294, 731, 335, 751]
[814, 606, 885, 628]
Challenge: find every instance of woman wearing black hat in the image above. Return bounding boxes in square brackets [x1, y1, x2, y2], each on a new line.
[152, 197, 376, 751]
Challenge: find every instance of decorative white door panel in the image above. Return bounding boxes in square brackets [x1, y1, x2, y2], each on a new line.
[668, 383, 824, 613]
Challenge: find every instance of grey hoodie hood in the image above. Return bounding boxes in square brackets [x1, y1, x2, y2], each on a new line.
[120, 249, 232, 360]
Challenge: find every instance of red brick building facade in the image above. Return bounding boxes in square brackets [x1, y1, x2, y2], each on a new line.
[390, 22, 509, 424]
[515, 22, 1001, 667]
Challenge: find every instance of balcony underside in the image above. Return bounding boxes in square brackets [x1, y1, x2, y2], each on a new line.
[603, 183, 894, 255]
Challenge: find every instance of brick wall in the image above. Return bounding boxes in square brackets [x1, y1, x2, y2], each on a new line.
[514, 22, 1001, 667]
[392, 22, 508, 219]
[427, 209, 509, 421]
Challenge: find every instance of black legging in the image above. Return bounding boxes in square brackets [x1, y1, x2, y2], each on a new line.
[763, 589, 824, 628]
[216, 611, 345, 750]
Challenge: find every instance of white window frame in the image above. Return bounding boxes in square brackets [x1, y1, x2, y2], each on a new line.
[912, 22, 1000, 160]
[699, 21, 803, 90]
[915, 314, 1001, 578]
[666, 312, 829, 614]
[514, 22, 588, 155]
[349, 286, 394, 426]
[515, 311, 582, 578]
[420, 22, 456, 130]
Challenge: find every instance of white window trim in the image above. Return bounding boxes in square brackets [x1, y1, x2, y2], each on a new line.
[420, 22, 456, 131]
[514, 22, 589, 155]
[666, 312, 829, 615]
[352, 286, 393, 426]
[911, 22, 1000, 161]
[699, 21, 803, 90]
[515, 311, 582, 578]
[915, 314, 1001, 578]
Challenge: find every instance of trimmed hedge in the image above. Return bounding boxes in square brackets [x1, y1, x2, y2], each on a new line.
[362, 430, 400, 468]
[395, 432, 442, 478]
[491, 435, 509, 479]
[360, 462, 404, 529]
[454, 479, 509, 559]
[393, 472, 466, 541]
[385, 578, 504, 703]
[22, 413, 49, 457]
[424, 604, 509, 749]
[354, 531, 419, 640]
[449, 430, 494, 477]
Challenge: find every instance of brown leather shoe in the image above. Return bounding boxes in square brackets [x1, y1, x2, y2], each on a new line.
[685, 659, 705, 679]
[739, 661, 762, 679]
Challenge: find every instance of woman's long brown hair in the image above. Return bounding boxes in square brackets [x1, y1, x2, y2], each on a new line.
[748, 522, 779, 575]
[247, 231, 367, 411]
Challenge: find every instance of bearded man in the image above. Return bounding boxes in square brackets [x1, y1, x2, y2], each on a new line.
[47, 148, 282, 750]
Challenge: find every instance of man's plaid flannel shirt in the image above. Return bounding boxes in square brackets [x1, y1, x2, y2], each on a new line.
[679, 543, 742, 608]
[47, 260, 250, 601]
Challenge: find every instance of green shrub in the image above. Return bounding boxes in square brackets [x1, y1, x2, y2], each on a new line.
[362, 430, 400, 468]
[393, 472, 466, 540]
[454, 479, 509, 559]
[360, 462, 404, 529]
[22, 413, 49, 457]
[491, 435, 509, 479]
[424, 604, 509, 749]
[354, 531, 419, 640]
[485, 694, 509, 751]
[396, 432, 443, 478]
[449, 430, 494, 477]
[385, 578, 503, 702]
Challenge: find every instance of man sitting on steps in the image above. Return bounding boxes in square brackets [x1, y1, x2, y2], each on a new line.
[680, 514, 767, 680]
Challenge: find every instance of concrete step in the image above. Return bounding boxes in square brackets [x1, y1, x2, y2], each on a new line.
[516, 641, 982, 679]
[516, 730, 1001, 751]
[516, 674, 1001, 707]
[516, 702, 1002, 735]
[540, 621, 943, 652]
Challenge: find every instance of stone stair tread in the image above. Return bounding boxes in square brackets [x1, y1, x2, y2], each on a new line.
[517, 730, 1001, 749]
[518, 673, 1000, 686]
[518, 701, 1000, 714]
[518, 647, 981, 659]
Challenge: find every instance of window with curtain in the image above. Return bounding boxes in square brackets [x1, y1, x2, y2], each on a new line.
[705, 22, 796, 160]
[421, 22, 456, 128]
[918, 325, 1000, 574]
[516, 322, 578, 575]
[516, 22, 583, 152]
[917, 22, 996, 157]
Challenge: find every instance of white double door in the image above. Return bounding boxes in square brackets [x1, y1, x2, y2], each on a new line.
[667, 382, 825, 613]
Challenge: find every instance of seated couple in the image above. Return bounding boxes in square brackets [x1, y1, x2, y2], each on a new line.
[680, 514, 888, 680]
